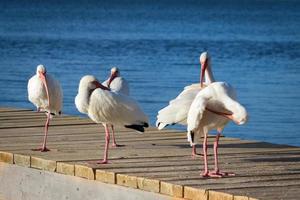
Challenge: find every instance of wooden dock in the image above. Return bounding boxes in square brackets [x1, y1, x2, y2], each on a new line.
[1, 107, 300, 200]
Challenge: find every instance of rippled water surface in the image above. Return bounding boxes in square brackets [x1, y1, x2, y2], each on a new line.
[1, 0, 300, 146]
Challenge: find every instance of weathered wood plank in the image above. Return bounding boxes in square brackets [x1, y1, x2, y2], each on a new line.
[0, 107, 299, 200]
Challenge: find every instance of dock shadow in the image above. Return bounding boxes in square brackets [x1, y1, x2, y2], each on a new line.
[170, 142, 294, 149]
[246, 156, 300, 163]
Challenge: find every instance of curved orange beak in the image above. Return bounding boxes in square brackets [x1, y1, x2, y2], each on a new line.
[205, 107, 240, 124]
[225, 114, 241, 125]
[200, 59, 208, 88]
[93, 81, 110, 91]
[39, 72, 50, 108]
[107, 71, 118, 88]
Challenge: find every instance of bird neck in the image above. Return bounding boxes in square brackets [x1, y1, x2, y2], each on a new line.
[108, 73, 119, 88]
[204, 63, 215, 84]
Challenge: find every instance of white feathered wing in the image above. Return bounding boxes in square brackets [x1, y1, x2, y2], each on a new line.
[156, 83, 201, 129]
[88, 89, 148, 131]
[187, 82, 240, 146]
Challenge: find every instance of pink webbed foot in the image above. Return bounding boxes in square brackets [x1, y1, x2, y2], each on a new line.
[191, 145, 204, 159]
[32, 147, 50, 152]
[111, 142, 121, 148]
[111, 143, 125, 148]
[191, 152, 204, 159]
[209, 170, 235, 177]
[201, 171, 210, 178]
[112, 143, 118, 148]
[201, 171, 222, 178]
[96, 159, 109, 164]
[201, 170, 235, 178]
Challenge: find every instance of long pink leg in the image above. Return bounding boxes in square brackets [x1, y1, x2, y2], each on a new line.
[41, 113, 51, 151]
[191, 145, 203, 159]
[204, 133, 223, 177]
[209, 132, 235, 177]
[32, 113, 51, 152]
[111, 125, 118, 147]
[192, 145, 197, 158]
[214, 133, 221, 173]
[201, 134, 209, 177]
[97, 124, 110, 164]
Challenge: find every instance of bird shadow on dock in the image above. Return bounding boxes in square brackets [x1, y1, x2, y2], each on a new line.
[169, 142, 293, 149]
[245, 156, 300, 163]
[219, 142, 293, 149]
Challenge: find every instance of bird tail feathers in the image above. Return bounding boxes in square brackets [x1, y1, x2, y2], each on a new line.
[125, 122, 148, 133]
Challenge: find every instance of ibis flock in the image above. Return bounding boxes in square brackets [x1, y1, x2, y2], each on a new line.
[27, 52, 248, 178]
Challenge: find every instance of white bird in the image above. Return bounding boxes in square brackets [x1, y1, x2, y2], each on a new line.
[102, 67, 130, 147]
[103, 67, 130, 95]
[187, 79, 248, 178]
[156, 52, 214, 157]
[28, 64, 63, 152]
[75, 75, 148, 164]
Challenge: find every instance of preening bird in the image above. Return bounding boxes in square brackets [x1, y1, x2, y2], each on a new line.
[102, 67, 130, 147]
[103, 67, 130, 95]
[187, 81, 248, 177]
[28, 64, 63, 152]
[156, 52, 214, 157]
[75, 75, 148, 164]
[156, 52, 248, 177]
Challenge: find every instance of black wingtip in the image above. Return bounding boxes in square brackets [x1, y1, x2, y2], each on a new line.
[190, 131, 195, 143]
[157, 122, 160, 127]
[144, 123, 149, 127]
[125, 125, 145, 133]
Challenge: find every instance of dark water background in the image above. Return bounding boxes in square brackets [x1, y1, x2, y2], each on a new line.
[1, 0, 300, 146]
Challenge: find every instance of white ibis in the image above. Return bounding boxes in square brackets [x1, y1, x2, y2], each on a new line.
[75, 75, 148, 164]
[187, 76, 248, 178]
[102, 67, 130, 147]
[156, 52, 214, 157]
[103, 67, 130, 95]
[27, 64, 63, 152]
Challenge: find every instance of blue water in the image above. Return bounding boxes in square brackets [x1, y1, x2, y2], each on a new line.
[1, 0, 300, 146]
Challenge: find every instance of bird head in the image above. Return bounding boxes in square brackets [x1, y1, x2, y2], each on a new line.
[36, 64, 50, 107]
[78, 75, 110, 93]
[231, 105, 248, 125]
[108, 67, 120, 87]
[199, 52, 210, 87]
[37, 64, 46, 76]
[110, 67, 120, 76]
